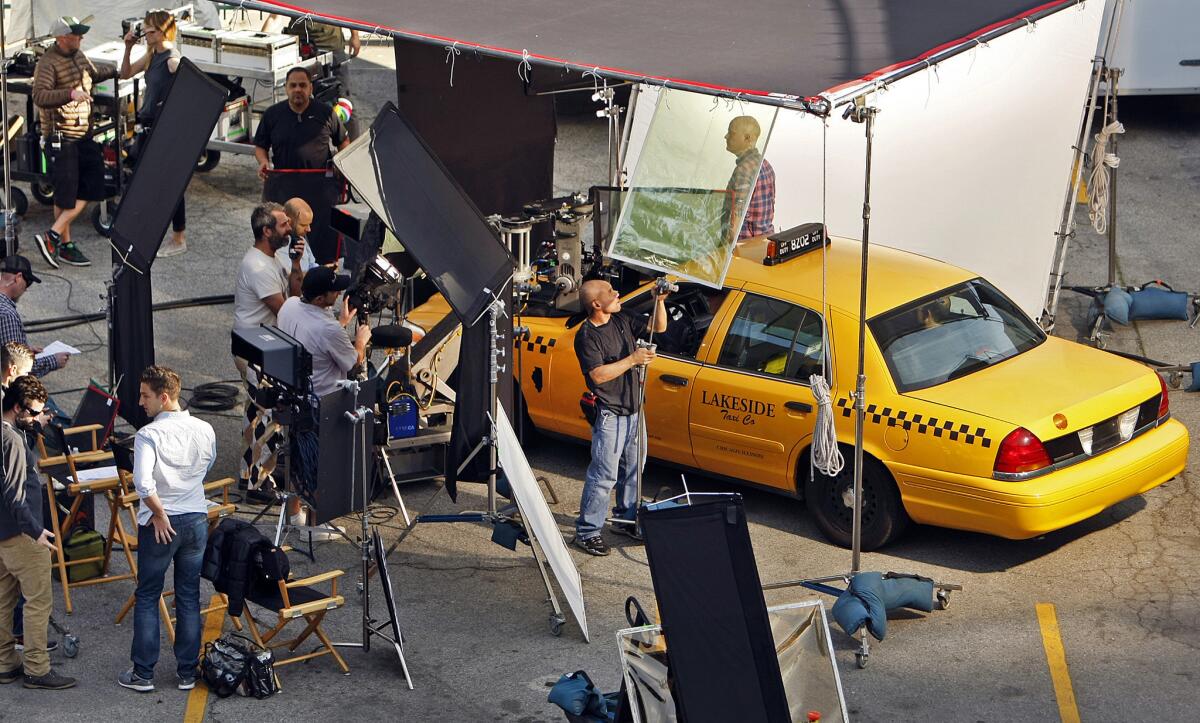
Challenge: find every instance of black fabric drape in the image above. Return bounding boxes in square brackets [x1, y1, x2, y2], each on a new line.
[110, 263, 153, 429]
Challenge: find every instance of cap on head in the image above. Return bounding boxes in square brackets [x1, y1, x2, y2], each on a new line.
[301, 266, 352, 299]
[1, 255, 41, 285]
[50, 15, 92, 36]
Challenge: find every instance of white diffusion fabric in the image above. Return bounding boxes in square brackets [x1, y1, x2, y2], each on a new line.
[609, 89, 777, 287]
[495, 402, 588, 641]
[623, 2, 1107, 317]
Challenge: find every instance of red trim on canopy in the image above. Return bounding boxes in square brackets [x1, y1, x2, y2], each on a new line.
[256, 0, 1078, 102]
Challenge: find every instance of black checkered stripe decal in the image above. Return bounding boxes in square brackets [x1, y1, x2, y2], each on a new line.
[516, 335, 558, 354]
[836, 397, 992, 448]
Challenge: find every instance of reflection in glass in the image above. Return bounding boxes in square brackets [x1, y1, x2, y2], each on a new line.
[610, 89, 777, 287]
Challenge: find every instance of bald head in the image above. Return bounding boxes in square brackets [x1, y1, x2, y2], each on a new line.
[283, 197, 313, 238]
[725, 115, 762, 156]
[580, 279, 620, 319]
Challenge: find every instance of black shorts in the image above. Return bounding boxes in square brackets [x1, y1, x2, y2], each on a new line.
[52, 139, 105, 209]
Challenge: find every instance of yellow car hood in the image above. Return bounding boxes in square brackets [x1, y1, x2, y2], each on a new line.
[902, 336, 1160, 437]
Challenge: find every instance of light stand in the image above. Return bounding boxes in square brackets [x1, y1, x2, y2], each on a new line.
[764, 99, 959, 669]
[332, 378, 413, 688]
[395, 294, 569, 636]
[1, 6, 14, 256]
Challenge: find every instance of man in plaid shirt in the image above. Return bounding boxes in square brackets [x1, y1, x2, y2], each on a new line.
[0, 257, 69, 378]
[724, 116, 776, 241]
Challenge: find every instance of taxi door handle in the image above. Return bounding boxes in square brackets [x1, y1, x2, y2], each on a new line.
[660, 374, 689, 387]
[785, 401, 813, 414]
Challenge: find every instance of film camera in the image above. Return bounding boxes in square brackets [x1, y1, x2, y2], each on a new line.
[346, 253, 404, 324]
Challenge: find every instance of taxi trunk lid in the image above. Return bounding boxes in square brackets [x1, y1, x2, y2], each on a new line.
[902, 337, 1161, 440]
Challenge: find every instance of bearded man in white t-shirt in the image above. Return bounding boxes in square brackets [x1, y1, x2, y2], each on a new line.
[233, 203, 302, 500]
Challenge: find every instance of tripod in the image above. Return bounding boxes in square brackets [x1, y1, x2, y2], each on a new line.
[331, 379, 413, 687]
[386, 295, 569, 637]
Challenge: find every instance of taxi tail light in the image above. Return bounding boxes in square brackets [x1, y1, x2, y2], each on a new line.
[994, 427, 1052, 475]
[1157, 373, 1170, 420]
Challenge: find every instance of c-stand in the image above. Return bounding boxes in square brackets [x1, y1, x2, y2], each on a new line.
[330, 378, 413, 688]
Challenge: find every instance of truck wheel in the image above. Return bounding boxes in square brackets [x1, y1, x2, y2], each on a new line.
[8, 187, 28, 216]
[804, 453, 909, 550]
[91, 200, 118, 237]
[31, 181, 55, 205]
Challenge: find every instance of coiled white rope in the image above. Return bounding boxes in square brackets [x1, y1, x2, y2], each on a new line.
[808, 373, 844, 477]
[1088, 120, 1124, 235]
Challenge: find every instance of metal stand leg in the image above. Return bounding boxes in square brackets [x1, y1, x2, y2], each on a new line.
[527, 530, 566, 637]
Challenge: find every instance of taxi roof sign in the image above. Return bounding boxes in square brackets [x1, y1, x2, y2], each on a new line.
[764, 223, 828, 266]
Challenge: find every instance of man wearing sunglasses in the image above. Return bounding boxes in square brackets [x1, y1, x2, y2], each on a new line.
[0, 375, 75, 689]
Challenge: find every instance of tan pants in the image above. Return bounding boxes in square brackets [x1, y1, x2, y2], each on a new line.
[0, 534, 52, 677]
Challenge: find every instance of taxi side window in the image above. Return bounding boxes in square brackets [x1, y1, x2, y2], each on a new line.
[717, 294, 824, 382]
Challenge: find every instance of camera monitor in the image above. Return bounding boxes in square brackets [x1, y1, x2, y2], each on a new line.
[110, 59, 228, 274]
[334, 102, 513, 325]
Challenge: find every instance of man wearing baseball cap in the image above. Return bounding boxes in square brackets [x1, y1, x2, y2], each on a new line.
[276, 266, 370, 397]
[0, 257, 69, 377]
[32, 15, 114, 269]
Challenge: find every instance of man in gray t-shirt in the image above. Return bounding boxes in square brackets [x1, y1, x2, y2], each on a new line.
[277, 267, 370, 397]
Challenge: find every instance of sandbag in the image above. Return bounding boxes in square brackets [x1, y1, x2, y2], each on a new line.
[1128, 282, 1189, 321]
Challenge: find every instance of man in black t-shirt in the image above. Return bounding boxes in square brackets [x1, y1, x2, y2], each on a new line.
[572, 279, 668, 556]
[253, 66, 348, 179]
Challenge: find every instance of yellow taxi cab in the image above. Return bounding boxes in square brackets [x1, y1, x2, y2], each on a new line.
[420, 233, 1189, 549]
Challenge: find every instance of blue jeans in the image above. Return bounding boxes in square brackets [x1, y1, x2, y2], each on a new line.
[132, 513, 208, 679]
[576, 408, 644, 539]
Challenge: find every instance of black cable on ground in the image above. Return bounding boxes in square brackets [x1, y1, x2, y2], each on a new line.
[187, 382, 240, 412]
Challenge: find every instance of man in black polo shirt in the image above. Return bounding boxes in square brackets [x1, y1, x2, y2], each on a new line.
[253, 66, 348, 179]
[572, 279, 667, 556]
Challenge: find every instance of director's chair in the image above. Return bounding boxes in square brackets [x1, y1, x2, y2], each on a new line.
[37, 425, 135, 614]
[236, 566, 350, 678]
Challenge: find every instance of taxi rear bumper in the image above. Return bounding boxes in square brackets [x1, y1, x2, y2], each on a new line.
[891, 418, 1189, 539]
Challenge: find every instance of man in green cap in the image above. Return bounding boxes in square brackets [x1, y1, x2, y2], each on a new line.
[32, 16, 115, 270]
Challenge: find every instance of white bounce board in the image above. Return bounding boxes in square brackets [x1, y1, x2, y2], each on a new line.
[495, 401, 589, 641]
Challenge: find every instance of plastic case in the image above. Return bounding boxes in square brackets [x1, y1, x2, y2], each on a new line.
[178, 23, 220, 64]
[217, 30, 299, 72]
[86, 41, 146, 99]
[210, 96, 251, 143]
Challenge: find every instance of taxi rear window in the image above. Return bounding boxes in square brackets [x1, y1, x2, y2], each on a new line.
[868, 279, 1045, 392]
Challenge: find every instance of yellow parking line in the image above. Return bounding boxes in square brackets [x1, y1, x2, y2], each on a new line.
[183, 595, 225, 723]
[1036, 603, 1081, 723]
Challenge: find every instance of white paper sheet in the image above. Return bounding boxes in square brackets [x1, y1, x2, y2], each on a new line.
[68, 465, 118, 484]
[35, 341, 82, 360]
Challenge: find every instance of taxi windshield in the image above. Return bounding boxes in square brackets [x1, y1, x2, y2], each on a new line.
[868, 279, 1045, 392]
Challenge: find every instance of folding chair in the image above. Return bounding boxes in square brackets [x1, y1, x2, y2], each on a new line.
[236, 565, 350, 677]
[36, 425, 136, 614]
[110, 441, 239, 641]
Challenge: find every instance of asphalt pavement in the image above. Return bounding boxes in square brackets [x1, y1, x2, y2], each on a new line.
[1, 39, 1197, 722]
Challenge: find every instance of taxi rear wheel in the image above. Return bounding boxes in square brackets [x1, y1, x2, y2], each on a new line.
[804, 454, 909, 550]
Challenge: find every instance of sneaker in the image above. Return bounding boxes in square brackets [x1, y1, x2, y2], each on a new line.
[117, 668, 155, 692]
[177, 670, 197, 690]
[23, 669, 76, 690]
[56, 242, 91, 267]
[14, 637, 59, 653]
[609, 522, 644, 542]
[571, 535, 610, 556]
[34, 230, 61, 269]
[157, 240, 187, 258]
[0, 667, 20, 684]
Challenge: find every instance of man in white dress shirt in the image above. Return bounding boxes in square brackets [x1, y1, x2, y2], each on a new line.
[118, 366, 216, 694]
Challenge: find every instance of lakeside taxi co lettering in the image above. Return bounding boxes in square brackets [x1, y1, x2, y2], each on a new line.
[701, 390, 775, 426]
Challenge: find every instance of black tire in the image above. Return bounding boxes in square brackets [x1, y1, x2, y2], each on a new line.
[804, 451, 909, 550]
[31, 181, 55, 205]
[195, 149, 221, 173]
[8, 187, 28, 216]
[91, 200, 117, 237]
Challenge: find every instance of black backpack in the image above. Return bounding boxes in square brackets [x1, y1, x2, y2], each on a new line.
[201, 633, 277, 699]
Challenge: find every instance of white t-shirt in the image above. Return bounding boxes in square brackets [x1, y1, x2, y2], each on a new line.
[234, 247, 288, 329]
[276, 296, 358, 397]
